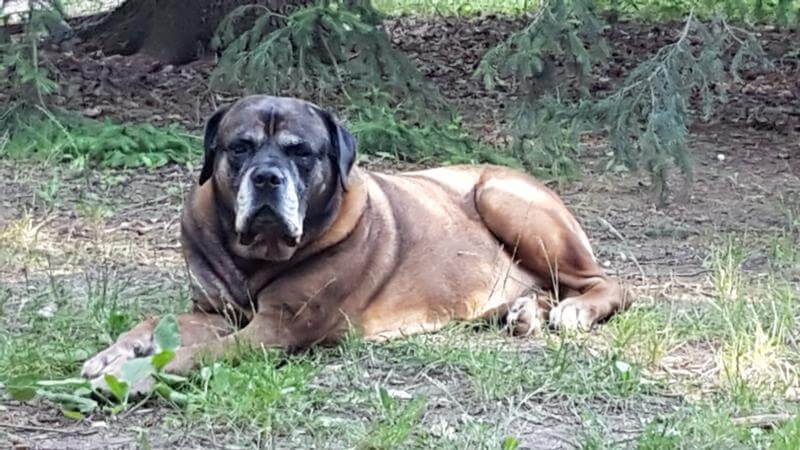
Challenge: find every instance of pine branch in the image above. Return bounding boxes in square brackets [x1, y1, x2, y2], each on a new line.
[211, 1, 439, 109]
[478, 3, 772, 206]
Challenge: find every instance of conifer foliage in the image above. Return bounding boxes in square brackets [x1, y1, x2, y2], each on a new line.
[476, 0, 770, 205]
[211, 0, 435, 105]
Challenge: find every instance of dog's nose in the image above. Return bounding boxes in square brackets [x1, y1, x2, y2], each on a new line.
[251, 167, 284, 189]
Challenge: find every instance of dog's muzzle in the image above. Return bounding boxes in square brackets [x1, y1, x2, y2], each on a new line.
[235, 166, 303, 247]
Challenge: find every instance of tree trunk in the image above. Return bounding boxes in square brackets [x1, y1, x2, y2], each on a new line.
[79, 0, 311, 65]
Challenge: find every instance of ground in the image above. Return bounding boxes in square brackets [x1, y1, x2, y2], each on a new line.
[1, 12, 799, 450]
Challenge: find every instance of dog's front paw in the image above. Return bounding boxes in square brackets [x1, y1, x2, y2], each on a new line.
[549, 298, 596, 331]
[82, 338, 155, 396]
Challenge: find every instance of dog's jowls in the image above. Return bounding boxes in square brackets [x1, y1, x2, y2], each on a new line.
[81, 95, 628, 394]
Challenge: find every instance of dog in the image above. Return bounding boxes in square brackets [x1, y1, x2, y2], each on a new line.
[82, 96, 626, 391]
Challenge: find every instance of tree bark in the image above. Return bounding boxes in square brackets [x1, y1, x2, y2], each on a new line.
[79, 0, 310, 65]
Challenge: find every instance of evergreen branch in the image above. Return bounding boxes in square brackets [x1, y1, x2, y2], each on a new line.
[479, 2, 772, 206]
[212, 1, 439, 109]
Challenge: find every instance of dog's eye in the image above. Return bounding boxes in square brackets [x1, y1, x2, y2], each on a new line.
[286, 144, 313, 158]
[229, 142, 253, 156]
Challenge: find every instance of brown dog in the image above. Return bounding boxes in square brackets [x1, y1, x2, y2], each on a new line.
[82, 96, 626, 390]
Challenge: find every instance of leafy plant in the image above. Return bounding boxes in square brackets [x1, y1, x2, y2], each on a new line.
[345, 90, 519, 167]
[476, 0, 608, 96]
[3, 315, 186, 417]
[1, 114, 201, 169]
[475, 0, 607, 183]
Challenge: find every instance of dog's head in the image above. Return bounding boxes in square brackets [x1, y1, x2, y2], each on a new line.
[200, 96, 356, 261]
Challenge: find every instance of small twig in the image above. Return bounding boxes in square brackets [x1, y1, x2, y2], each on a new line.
[118, 392, 154, 419]
[0, 422, 96, 435]
[731, 413, 794, 429]
[596, 216, 646, 281]
[670, 269, 712, 278]
[321, 37, 351, 101]
[116, 195, 172, 213]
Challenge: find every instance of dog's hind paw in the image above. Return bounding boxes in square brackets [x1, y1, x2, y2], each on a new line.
[505, 295, 544, 337]
[549, 298, 596, 331]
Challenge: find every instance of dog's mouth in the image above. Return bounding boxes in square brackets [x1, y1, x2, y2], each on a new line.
[235, 209, 303, 262]
[237, 228, 300, 248]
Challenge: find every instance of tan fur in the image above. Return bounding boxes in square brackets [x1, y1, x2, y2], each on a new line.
[83, 149, 626, 391]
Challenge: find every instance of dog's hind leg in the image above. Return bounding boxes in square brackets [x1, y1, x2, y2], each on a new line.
[474, 168, 627, 330]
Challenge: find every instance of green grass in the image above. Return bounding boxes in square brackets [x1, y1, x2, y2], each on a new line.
[346, 99, 520, 168]
[3, 207, 800, 444]
[0, 272, 189, 382]
[1, 113, 200, 170]
[1, 205, 798, 447]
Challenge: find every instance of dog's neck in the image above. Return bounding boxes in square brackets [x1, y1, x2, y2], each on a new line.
[305, 166, 368, 252]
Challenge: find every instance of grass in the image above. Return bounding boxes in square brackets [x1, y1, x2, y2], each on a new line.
[2, 0, 797, 444]
[1, 186, 799, 446]
[2, 254, 797, 447]
[373, 0, 536, 16]
[346, 99, 520, 168]
[1, 156, 798, 448]
[0, 269, 189, 381]
[1, 113, 200, 170]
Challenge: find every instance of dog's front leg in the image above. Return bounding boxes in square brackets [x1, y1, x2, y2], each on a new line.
[81, 312, 233, 394]
[161, 312, 291, 375]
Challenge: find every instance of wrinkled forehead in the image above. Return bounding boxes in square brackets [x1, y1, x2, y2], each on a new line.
[219, 96, 329, 147]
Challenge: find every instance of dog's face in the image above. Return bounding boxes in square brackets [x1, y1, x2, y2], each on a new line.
[199, 96, 356, 261]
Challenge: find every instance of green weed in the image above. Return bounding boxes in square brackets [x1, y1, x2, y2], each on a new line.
[1, 114, 200, 169]
[346, 92, 520, 168]
[358, 387, 427, 449]
[771, 415, 800, 449]
[0, 272, 186, 382]
[5, 315, 185, 416]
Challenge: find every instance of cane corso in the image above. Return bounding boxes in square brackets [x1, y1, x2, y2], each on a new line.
[82, 96, 626, 391]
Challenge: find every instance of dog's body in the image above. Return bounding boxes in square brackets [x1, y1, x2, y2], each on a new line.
[82, 96, 626, 389]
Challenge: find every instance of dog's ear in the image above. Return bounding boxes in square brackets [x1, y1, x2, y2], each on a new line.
[315, 107, 357, 191]
[199, 104, 231, 186]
